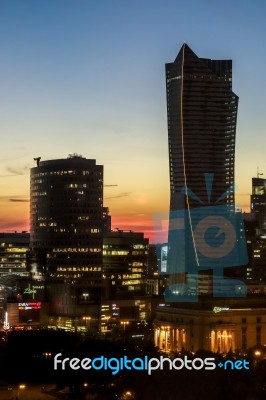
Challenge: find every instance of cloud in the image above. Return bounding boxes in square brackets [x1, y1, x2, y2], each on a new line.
[9, 198, 30, 203]
[6, 164, 30, 176]
[105, 192, 131, 200]
[0, 196, 29, 203]
[6, 167, 24, 176]
[0, 174, 19, 178]
[0, 218, 29, 232]
[104, 184, 118, 187]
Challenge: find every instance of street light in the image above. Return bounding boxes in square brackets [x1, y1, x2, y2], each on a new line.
[82, 292, 89, 302]
[83, 316, 91, 331]
[120, 321, 129, 338]
[43, 352, 52, 360]
[17, 384, 26, 399]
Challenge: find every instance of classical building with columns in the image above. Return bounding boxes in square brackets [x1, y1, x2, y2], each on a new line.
[154, 295, 266, 353]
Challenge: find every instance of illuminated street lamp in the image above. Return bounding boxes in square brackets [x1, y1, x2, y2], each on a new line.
[43, 352, 52, 360]
[17, 384, 26, 399]
[121, 321, 129, 331]
[83, 316, 91, 331]
[120, 321, 129, 339]
[121, 390, 134, 399]
[82, 292, 89, 302]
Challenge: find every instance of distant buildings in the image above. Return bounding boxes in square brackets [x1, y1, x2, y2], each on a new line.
[103, 230, 149, 299]
[243, 177, 266, 283]
[154, 293, 266, 353]
[251, 177, 266, 231]
[0, 232, 29, 279]
[0, 232, 30, 316]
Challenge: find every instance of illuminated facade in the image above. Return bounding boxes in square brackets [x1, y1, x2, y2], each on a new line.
[166, 44, 237, 212]
[154, 296, 266, 353]
[0, 233, 29, 278]
[102, 230, 148, 299]
[100, 299, 150, 333]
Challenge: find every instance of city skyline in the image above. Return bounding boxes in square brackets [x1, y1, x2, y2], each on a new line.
[1, 1, 266, 241]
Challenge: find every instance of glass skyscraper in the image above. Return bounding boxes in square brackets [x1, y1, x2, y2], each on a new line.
[166, 44, 238, 212]
[165, 44, 243, 293]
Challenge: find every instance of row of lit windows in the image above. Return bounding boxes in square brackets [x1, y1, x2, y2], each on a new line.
[103, 250, 129, 256]
[108, 274, 142, 280]
[52, 247, 101, 253]
[103, 244, 147, 249]
[5, 247, 28, 253]
[57, 267, 101, 272]
[33, 170, 101, 177]
[122, 280, 141, 285]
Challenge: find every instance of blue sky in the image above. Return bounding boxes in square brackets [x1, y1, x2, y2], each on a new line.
[0, 0, 266, 237]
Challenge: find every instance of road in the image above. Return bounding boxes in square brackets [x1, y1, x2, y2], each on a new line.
[0, 385, 57, 400]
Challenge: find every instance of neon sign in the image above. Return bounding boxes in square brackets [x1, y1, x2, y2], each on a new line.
[23, 283, 44, 300]
[213, 307, 229, 313]
[18, 302, 41, 310]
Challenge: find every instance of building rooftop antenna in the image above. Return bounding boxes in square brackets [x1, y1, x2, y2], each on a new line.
[33, 157, 41, 167]
[257, 167, 264, 178]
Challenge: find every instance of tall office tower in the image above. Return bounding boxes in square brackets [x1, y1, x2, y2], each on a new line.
[165, 44, 240, 288]
[29, 154, 103, 289]
[166, 44, 238, 212]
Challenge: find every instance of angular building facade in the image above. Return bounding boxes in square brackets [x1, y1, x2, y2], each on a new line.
[166, 44, 238, 211]
[165, 44, 244, 293]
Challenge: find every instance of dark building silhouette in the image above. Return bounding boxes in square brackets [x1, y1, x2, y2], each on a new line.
[242, 177, 266, 283]
[166, 44, 237, 211]
[29, 154, 104, 316]
[103, 207, 112, 234]
[165, 44, 244, 291]
[251, 177, 266, 232]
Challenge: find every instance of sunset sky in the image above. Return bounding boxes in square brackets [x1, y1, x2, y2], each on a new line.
[0, 0, 266, 242]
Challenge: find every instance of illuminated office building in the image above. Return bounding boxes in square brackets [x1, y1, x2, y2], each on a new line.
[0, 232, 30, 315]
[102, 230, 148, 299]
[29, 155, 103, 311]
[0, 232, 29, 278]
